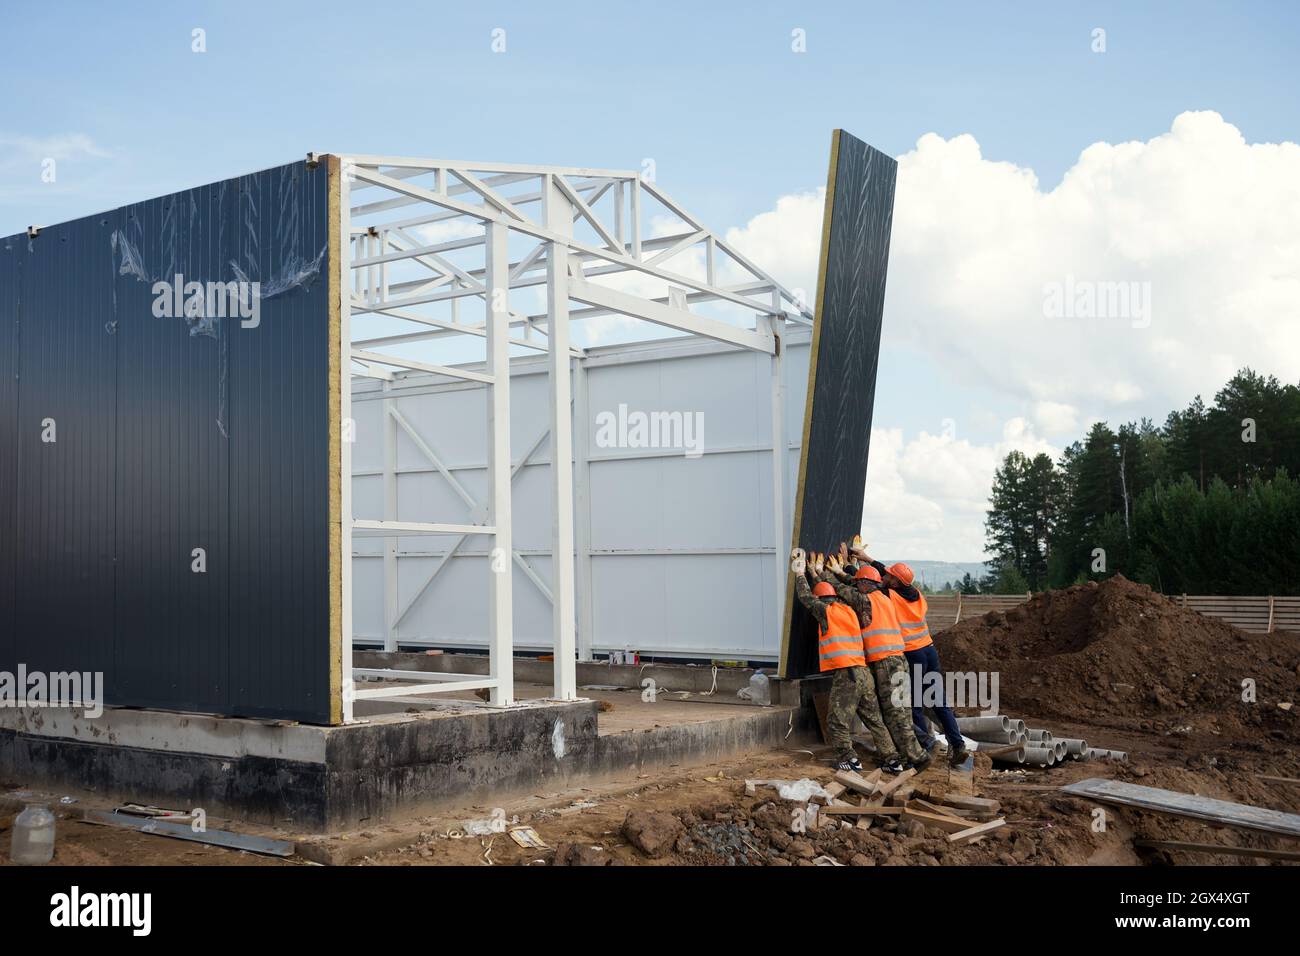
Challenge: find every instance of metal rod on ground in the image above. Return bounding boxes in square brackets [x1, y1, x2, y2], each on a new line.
[989, 745, 1027, 764]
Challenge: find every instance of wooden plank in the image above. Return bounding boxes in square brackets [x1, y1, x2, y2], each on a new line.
[932, 793, 1001, 813]
[948, 818, 1006, 845]
[1135, 840, 1300, 862]
[1257, 775, 1300, 787]
[1061, 778, 1300, 838]
[901, 807, 974, 834]
[833, 770, 878, 796]
[820, 805, 903, 817]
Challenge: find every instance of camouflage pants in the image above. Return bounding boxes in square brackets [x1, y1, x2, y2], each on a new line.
[867, 655, 926, 763]
[827, 665, 900, 763]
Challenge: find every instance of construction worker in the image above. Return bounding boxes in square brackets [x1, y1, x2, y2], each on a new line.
[790, 548, 906, 773]
[824, 551, 930, 772]
[852, 543, 969, 766]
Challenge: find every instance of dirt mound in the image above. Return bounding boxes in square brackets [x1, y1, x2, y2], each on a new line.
[936, 575, 1300, 740]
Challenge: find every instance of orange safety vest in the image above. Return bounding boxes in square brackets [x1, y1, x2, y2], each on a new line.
[893, 591, 933, 651]
[862, 590, 905, 662]
[817, 602, 866, 672]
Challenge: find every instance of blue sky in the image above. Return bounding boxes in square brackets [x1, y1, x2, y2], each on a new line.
[5, 2, 1296, 231]
[3, 1, 1298, 559]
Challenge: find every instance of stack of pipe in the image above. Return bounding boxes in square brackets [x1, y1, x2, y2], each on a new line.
[956, 716, 1125, 768]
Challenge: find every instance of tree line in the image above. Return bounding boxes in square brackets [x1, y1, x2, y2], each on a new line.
[979, 368, 1300, 595]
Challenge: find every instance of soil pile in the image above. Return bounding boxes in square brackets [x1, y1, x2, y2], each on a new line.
[936, 575, 1300, 738]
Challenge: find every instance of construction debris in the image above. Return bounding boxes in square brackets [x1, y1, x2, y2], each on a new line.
[1061, 778, 1300, 838]
[80, 810, 295, 858]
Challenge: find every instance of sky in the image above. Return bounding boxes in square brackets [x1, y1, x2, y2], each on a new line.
[2, 1, 1298, 561]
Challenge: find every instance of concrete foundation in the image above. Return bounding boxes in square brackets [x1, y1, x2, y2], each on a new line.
[0, 657, 815, 832]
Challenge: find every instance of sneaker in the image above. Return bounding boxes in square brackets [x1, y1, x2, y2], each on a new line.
[909, 751, 933, 773]
[948, 744, 971, 767]
[832, 754, 864, 773]
[881, 758, 906, 775]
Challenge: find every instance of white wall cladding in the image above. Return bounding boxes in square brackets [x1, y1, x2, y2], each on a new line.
[351, 328, 810, 661]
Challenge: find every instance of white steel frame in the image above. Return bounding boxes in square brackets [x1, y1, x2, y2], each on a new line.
[337, 155, 810, 723]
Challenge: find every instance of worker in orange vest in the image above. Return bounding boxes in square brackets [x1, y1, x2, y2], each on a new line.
[824, 552, 930, 772]
[790, 548, 904, 773]
[852, 543, 969, 766]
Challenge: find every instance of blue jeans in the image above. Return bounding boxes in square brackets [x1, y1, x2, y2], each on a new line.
[905, 643, 963, 748]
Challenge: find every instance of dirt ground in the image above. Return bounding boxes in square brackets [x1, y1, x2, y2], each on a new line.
[4, 708, 1297, 867]
[4, 578, 1297, 867]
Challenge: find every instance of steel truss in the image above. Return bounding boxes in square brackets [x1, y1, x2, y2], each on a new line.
[337, 155, 809, 721]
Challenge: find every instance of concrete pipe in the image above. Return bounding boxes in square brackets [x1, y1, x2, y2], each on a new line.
[1063, 738, 1088, 757]
[1027, 729, 1053, 742]
[1011, 719, 1027, 736]
[1021, 746, 1054, 767]
[1054, 741, 1068, 759]
[967, 728, 1016, 745]
[1106, 750, 1128, 762]
[956, 716, 1011, 736]
[989, 746, 1026, 763]
[1085, 748, 1108, 760]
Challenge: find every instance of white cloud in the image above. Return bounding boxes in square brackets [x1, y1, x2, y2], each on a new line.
[722, 111, 1300, 559]
[0, 133, 110, 166]
[862, 420, 1058, 561]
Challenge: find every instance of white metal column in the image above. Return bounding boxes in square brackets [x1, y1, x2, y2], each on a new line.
[381, 383, 398, 652]
[545, 175, 578, 699]
[573, 357, 595, 662]
[769, 301, 788, 645]
[485, 221, 515, 706]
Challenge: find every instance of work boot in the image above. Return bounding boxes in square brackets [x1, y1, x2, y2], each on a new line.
[909, 751, 933, 773]
[948, 743, 971, 767]
[881, 758, 906, 775]
[919, 737, 938, 753]
[832, 754, 864, 773]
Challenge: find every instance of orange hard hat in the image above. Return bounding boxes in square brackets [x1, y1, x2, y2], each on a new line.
[854, 565, 882, 582]
[887, 562, 915, 587]
[812, 581, 836, 598]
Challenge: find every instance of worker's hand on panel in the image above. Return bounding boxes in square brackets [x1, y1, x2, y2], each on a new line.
[837, 541, 849, 563]
[790, 547, 806, 575]
[850, 533, 868, 560]
[810, 551, 825, 576]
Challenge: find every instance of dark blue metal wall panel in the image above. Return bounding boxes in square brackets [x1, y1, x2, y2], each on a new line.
[0, 240, 18, 670]
[781, 131, 898, 679]
[0, 159, 332, 723]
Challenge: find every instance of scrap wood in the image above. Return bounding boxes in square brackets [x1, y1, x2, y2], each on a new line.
[1257, 775, 1300, 788]
[833, 769, 879, 796]
[931, 793, 1000, 813]
[1061, 778, 1300, 839]
[887, 786, 915, 807]
[822, 782, 847, 802]
[508, 826, 549, 850]
[81, 809, 294, 858]
[820, 805, 903, 817]
[868, 768, 916, 806]
[901, 807, 975, 834]
[1134, 840, 1300, 862]
[948, 818, 1007, 845]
